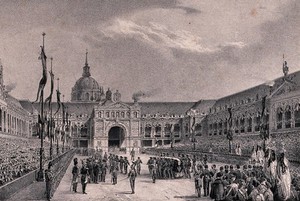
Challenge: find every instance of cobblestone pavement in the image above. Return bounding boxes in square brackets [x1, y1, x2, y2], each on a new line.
[52, 154, 214, 201]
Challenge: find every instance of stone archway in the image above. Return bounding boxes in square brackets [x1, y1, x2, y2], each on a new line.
[108, 126, 125, 148]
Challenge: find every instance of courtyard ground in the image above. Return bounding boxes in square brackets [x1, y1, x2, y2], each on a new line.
[51, 153, 213, 201]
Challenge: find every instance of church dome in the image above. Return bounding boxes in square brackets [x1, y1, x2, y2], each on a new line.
[71, 50, 102, 102]
[73, 76, 100, 91]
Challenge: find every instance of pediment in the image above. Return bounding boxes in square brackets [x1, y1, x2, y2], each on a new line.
[270, 79, 297, 98]
[99, 101, 131, 110]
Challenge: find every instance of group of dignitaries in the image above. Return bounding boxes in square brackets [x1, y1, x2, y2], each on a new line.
[71, 149, 141, 194]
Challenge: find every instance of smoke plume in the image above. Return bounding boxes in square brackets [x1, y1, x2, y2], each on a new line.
[132, 88, 160, 102]
[5, 82, 17, 93]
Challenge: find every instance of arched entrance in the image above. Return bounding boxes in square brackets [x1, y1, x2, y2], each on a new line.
[108, 126, 125, 148]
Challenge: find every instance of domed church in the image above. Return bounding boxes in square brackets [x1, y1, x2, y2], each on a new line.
[71, 51, 105, 102]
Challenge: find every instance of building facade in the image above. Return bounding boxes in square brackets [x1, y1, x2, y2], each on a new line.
[4, 53, 299, 156]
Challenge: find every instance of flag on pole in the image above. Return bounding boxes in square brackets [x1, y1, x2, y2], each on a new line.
[62, 103, 66, 124]
[33, 46, 47, 103]
[227, 108, 233, 141]
[54, 89, 61, 115]
[45, 68, 54, 109]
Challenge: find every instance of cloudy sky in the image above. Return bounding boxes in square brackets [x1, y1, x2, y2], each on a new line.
[0, 0, 299, 102]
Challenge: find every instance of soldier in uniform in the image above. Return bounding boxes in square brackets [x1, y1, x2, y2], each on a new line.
[151, 158, 157, 183]
[130, 148, 135, 161]
[135, 157, 143, 175]
[93, 160, 100, 184]
[80, 161, 88, 194]
[72, 160, 79, 192]
[194, 164, 202, 197]
[119, 156, 124, 174]
[147, 157, 153, 174]
[100, 159, 107, 182]
[124, 157, 129, 174]
[200, 165, 213, 197]
[45, 162, 53, 201]
[128, 164, 137, 194]
[111, 159, 118, 185]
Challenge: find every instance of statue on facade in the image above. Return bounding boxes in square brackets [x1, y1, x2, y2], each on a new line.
[283, 60, 289, 77]
[106, 88, 112, 101]
[113, 90, 121, 102]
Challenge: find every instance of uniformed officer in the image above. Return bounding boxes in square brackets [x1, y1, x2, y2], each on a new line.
[45, 162, 54, 201]
[135, 157, 142, 175]
[194, 165, 202, 197]
[119, 156, 124, 173]
[124, 157, 129, 174]
[111, 159, 118, 185]
[200, 165, 213, 197]
[72, 160, 79, 192]
[130, 148, 135, 161]
[128, 164, 137, 194]
[80, 161, 88, 194]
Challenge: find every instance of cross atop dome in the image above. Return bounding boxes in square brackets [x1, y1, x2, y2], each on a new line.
[82, 49, 91, 77]
[85, 49, 88, 66]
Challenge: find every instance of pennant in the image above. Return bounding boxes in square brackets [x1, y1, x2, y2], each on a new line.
[45, 70, 54, 109]
[33, 46, 47, 103]
[227, 108, 233, 141]
[62, 103, 65, 124]
[54, 89, 61, 115]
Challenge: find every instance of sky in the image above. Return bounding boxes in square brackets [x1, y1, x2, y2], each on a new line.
[0, 0, 299, 102]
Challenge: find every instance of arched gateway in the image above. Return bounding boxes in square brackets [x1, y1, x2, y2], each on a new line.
[108, 126, 125, 148]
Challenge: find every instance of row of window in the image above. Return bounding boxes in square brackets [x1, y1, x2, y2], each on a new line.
[209, 94, 264, 114]
[276, 107, 300, 129]
[98, 111, 139, 119]
[143, 124, 180, 138]
[208, 115, 269, 135]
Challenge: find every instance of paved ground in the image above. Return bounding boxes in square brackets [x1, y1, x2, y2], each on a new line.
[52, 153, 214, 201]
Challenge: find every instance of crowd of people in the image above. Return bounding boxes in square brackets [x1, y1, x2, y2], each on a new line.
[147, 146, 300, 201]
[0, 136, 65, 187]
[71, 149, 141, 194]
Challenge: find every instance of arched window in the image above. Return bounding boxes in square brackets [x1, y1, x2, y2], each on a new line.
[174, 124, 180, 137]
[255, 115, 260, 131]
[295, 104, 300, 127]
[154, 124, 161, 137]
[235, 119, 239, 134]
[223, 121, 228, 135]
[145, 125, 151, 137]
[277, 107, 283, 129]
[240, 118, 245, 133]
[218, 122, 222, 135]
[247, 117, 252, 132]
[195, 123, 202, 136]
[85, 93, 89, 101]
[164, 124, 171, 137]
[285, 106, 292, 128]
[213, 122, 218, 135]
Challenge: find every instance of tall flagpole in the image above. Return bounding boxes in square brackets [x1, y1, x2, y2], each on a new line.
[56, 77, 60, 155]
[49, 57, 53, 160]
[37, 32, 46, 182]
[62, 94, 65, 153]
